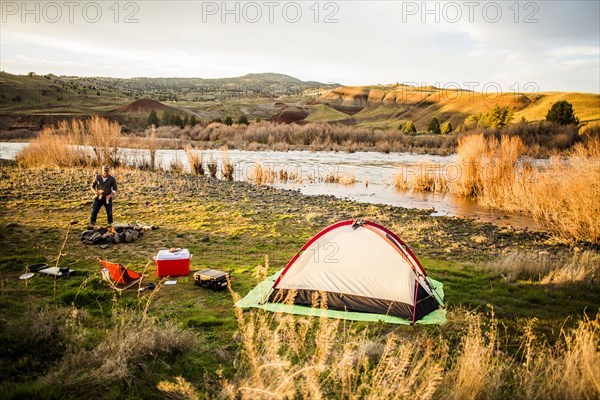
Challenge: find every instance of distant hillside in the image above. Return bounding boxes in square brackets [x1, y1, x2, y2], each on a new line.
[0, 71, 336, 129]
[1, 71, 598, 132]
[312, 85, 600, 130]
[111, 98, 171, 114]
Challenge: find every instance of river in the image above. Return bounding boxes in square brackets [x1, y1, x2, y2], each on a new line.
[0, 142, 540, 230]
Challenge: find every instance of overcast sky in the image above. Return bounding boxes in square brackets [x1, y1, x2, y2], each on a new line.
[1, 1, 599, 92]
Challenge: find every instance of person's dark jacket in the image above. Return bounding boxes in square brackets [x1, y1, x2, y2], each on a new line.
[91, 174, 118, 197]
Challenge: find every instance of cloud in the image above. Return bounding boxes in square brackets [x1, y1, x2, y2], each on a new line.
[0, 1, 598, 92]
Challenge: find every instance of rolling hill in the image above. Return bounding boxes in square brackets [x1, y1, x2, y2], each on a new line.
[315, 85, 600, 130]
[1, 71, 598, 131]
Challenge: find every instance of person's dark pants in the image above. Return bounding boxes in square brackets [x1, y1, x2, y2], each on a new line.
[90, 198, 113, 225]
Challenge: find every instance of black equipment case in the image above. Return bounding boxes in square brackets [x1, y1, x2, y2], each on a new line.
[193, 269, 229, 290]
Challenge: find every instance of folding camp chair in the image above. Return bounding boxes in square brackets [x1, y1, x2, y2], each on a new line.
[97, 258, 142, 291]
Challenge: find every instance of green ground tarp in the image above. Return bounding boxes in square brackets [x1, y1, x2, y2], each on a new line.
[236, 270, 446, 325]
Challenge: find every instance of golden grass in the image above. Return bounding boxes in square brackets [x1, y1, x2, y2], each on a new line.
[322, 173, 357, 185]
[489, 250, 600, 286]
[221, 148, 235, 181]
[394, 134, 600, 243]
[16, 116, 122, 168]
[518, 315, 600, 400]
[515, 139, 600, 243]
[394, 162, 451, 193]
[42, 315, 195, 391]
[16, 128, 89, 168]
[86, 115, 121, 167]
[226, 262, 600, 399]
[184, 146, 204, 175]
[207, 156, 218, 178]
[249, 163, 276, 186]
[443, 312, 505, 400]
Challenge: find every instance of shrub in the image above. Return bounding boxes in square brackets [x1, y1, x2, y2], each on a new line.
[440, 122, 453, 134]
[546, 100, 579, 125]
[403, 121, 417, 133]
[428, 117, 441, 134]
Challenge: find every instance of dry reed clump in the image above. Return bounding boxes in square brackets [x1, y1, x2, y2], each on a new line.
[249, 163, 276, 186]
[170, 153, 185, 174]
[395, 134, 599, 243]
[86, 115, 121, 167]
[322, 173, 357, 185]
[221, 149, 235, 181]
[184, 146, 204, 175]
[16, 127, 90, 168]
[515, 137, 600, 243]
[16, 116, 122, 168]
[451, 134, 525, 203]
[394, 162, 450, 193]
[488, 250, 600, 286]
[456, 134, 600, 243]
[207, 156, 218, 178]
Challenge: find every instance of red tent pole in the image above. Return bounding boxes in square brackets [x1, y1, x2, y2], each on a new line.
[411, 280, 418, 325]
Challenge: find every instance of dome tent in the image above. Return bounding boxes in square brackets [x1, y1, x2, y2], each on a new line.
[238, 220, 445, 325]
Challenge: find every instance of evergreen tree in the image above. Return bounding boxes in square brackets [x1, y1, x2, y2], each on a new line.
[162, 110, 174, 126]
[237, 115, 249, 125]
[427, 117, 441, 134]
[546, 101, 579, 125]
[173, 114, 184, 128]
[224, 116, 233, 126]
[147, 110, 160, 127]
[189, 115, 198, 127]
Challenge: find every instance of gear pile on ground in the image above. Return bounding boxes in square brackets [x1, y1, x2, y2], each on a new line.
[81, 223, 158, 245]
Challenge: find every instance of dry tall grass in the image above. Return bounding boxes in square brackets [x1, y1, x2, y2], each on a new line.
[451, 134, 525, 203]
[515, 139, 600, 243]
[323, 173, 357, 185]
[517, 315, 600, 400]
[394, 162, 450, 192]
[249, 163, 276, 186]
[16, 128, 90, 168]
[394, 134, 600, 243]
[86, 115, 121, 167]
[207, 156, 218, 178]
[42, 315, 195, 392]
[488, 250, 600, 286]
[455, 134, 599, 243]
[226, 266, 600, 399]
[16, 116, 122, 168]
[221, 149, 235, 181]
[185, 146, 204, 175]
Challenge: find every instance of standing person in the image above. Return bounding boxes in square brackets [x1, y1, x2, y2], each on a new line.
[89, 165, 118, 227]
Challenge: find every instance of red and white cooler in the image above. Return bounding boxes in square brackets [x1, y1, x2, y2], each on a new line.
[154, 248, 192, 277]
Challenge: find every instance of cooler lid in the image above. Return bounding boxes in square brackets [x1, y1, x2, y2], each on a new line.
[156, 248, 191, 260]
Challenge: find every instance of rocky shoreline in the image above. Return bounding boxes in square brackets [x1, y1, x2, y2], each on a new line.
[2, 163, 597, 265]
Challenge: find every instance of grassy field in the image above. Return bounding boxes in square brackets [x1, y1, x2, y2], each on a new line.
[1, 163, 598, 399]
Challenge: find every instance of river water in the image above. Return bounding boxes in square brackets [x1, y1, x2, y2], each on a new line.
[0, 142, 540, 230]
